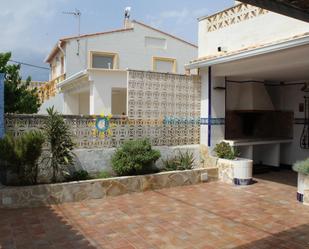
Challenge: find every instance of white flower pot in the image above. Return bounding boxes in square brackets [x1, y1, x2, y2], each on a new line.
[232, 158, 253, 185]
[233, 158, 253, 185]
[218, 158, 253, 185]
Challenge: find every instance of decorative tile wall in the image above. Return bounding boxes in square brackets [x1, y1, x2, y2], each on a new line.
[5, 72, 201, 148]
[127, 70, 201, 119]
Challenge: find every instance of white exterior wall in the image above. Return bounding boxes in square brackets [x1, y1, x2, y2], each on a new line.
[38, 93, 64, 114]
[79, 92, 90, 115]
[64, 93, 79, 114]
[63, 22, 197, 78]
[88, 70, 128, 115]
[198, 8, 309, 57]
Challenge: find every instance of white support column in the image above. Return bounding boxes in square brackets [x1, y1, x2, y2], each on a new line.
[200, 68, 209, 146]
[200, 66, 226, 150]
[211, 75, 226, 147]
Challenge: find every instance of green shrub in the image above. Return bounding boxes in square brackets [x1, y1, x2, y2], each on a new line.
[111, 139, 161, 176]
[162, 150, 195, 171]
[66, 170, 91, 181]
[97, 170, 112, 179]
[0, 131, 45, 185]
[44, 107, 75, 183]
[214, 142, 237, 160]
[293, 158, 309, 175]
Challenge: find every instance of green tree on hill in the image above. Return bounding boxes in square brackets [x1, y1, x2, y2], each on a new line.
[0, 52, 41, 114]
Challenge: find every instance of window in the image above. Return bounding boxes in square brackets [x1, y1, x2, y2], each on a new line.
[90, 52, 118, 69]
[153, 57, 176, 73]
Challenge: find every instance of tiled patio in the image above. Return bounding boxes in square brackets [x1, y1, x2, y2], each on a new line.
[1, 171, 309, 249]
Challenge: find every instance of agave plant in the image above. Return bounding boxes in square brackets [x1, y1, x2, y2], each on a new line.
[162, 150, 195, 171]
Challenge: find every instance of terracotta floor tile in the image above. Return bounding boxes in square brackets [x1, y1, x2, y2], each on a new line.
[1, 170, 309, 249]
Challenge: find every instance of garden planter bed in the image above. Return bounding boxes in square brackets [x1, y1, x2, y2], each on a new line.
[0, 168, 218, 208]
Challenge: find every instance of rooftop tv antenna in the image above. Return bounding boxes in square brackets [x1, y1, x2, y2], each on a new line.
[124, 6, 131, 19]
[124, 7, 132, 28]
[63, 8, 81, 36]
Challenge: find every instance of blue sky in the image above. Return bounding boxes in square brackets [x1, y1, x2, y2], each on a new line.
[0, 0, 234, 81]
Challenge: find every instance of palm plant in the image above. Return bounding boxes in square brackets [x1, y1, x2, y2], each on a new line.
[44, 107, 75, 182]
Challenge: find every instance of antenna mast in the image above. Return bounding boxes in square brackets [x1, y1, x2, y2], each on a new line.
[63, 8, 81, 36]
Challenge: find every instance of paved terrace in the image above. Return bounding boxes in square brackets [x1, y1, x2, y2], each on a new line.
[1, 171, 309, 249]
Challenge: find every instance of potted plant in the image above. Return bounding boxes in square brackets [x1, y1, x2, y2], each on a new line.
[214, 142, 253, 185]
[292, 158, 309, 203]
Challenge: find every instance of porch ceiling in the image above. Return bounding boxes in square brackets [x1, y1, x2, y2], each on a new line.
[213, 44, 309, 81]
[240, 0, 309, 22]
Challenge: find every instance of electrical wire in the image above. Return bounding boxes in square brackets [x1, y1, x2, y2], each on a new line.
[8, 60, 49, 70]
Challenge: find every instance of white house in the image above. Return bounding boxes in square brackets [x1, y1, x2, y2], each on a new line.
[187, 1, 309, 166]
[40, 17, 197, 115]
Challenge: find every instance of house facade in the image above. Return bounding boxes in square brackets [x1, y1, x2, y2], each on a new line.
[40, 19, 197, 115]
[187, 1, 309, 166]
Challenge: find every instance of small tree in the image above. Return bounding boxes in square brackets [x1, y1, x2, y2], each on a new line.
[44, 107, 75, 182]
[0, 52, 41, 114]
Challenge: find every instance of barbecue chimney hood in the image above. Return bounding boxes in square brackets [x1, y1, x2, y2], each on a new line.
[227, 81, 275, 111]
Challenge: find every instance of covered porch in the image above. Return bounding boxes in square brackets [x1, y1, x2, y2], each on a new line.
[188, 34, 309, 168]
[57, 69, 128, 116]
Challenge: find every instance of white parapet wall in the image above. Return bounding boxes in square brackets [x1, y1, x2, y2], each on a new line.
[74, 144, 201, 174]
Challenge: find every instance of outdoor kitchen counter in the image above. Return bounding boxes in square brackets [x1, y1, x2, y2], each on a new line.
[223, 138, 293, 146]
[223, 138, 293, 167]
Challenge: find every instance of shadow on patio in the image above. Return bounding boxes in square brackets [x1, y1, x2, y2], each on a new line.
[254, 168, 297, 187]
[0, 205, 97, 249]
[232, 223, 309, 249]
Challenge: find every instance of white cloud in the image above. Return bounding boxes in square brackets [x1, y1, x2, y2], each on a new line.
[0, 0, 65, 53]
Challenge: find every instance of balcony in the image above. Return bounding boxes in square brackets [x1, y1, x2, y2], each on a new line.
[205, 3, 268, 32]
[38, 74, 66, 103]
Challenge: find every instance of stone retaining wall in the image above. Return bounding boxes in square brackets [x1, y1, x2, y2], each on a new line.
[0, 168, 218, 209]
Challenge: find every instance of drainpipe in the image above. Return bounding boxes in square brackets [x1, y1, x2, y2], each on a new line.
[208, 66, 212, 147]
